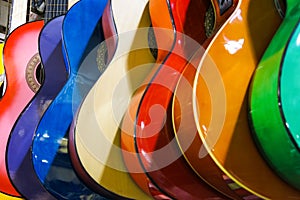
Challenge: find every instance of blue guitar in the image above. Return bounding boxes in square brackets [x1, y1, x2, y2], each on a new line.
[31, 0, 112, 199]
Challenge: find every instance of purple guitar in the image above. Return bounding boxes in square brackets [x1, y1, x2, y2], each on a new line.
[6, 15, 68, 200]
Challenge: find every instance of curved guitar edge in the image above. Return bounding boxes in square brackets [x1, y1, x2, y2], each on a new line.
[67, 0, 127, 198]
[69, 0, 161, 198]
[6, 15, 68, 200]
[102, 0, 118, 64]
[30, 0, 110, 199]
[191, 0, 300, 198]
[0, 20, 45, 197]
[131, 0, 232, 199]
[248, 2, 300, 190]
[119, 0, 177, 198]
[61, 0, 108, 74]
[170, 0, 258, 199]
[68, 106, 131, 199]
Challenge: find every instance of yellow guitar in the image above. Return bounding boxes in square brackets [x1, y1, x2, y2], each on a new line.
[68, 0, 155, 198]
[173, 0, 300, 199]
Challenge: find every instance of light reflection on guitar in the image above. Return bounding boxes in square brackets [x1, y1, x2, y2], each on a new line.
[68, 0, 156, 198]
[121, 0, 238, 199]
[30, 0, 112, 199]
[186, 0, 300, 198]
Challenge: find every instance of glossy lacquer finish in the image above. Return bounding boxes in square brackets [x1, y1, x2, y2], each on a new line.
[68, 0, 121, 197]
[172, 0, 281, 199]
[0, 20, 44, 197]
[172, 1, 258, 198]
[120, 0, 174, 198]
[192, 0, 300, 199]
[31, 0, 109, 199]
[69, 0, 154, 198]
[0, 45, 22, 200]
[124, 0, 236, 199]
[6, 16, 67, 200]
[249, 0, 300, 190]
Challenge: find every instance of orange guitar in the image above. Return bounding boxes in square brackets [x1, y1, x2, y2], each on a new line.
[173, 0, 300, 199]
[120, 0, 239, 199]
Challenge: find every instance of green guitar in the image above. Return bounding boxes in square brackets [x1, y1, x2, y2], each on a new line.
[249, 0, 300, 190]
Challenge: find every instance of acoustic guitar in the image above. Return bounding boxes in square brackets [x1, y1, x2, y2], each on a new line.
[120, 0, 238, 199]
[0, 18, 44, 198]
[30, 0, 110, 199]
[6, 7, 69, 200]
[249, 0, 300, 191]
[172, 0, 287, 198]
[1, 0, 70, 198]
[68, 0, 156, 198]
[119, 0, 175, 198]
[0, 45, 22, 200]
[186, 0, 300, 198]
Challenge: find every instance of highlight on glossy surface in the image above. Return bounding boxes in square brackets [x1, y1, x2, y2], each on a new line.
[170, 0, 255, 199]
[0, 20, 44, 197]
[191, 0, 300, 198]
[249, 0, 300, 190]
[127, 0, 238, 199]
[70, 0, 155, 198]
[120, 0, 175, 197]
[30, 0, 110, 199]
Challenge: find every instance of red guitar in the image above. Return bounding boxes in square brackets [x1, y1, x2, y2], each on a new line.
[120, 0, 238, 199]
[0, 20, 44, 197]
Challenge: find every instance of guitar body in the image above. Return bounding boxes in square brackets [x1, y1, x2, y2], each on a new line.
[0, 45, 21, 200]
[121, 0, 237, 199]
[0, 20, 44, 197]
[188, 0, 300, 198]
[120, 0, 175, 198]
[31, 0, 109, 199]
[69, 0, 155, 198]
[6, 16, 67, 200]
[249, 0, 300, 190]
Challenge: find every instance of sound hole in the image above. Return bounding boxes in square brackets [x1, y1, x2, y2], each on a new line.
[204, 3, 215, 38]
[26, 53, 43, 93]
[35, 63, 44, 85]
[97, 41, 108, 73]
